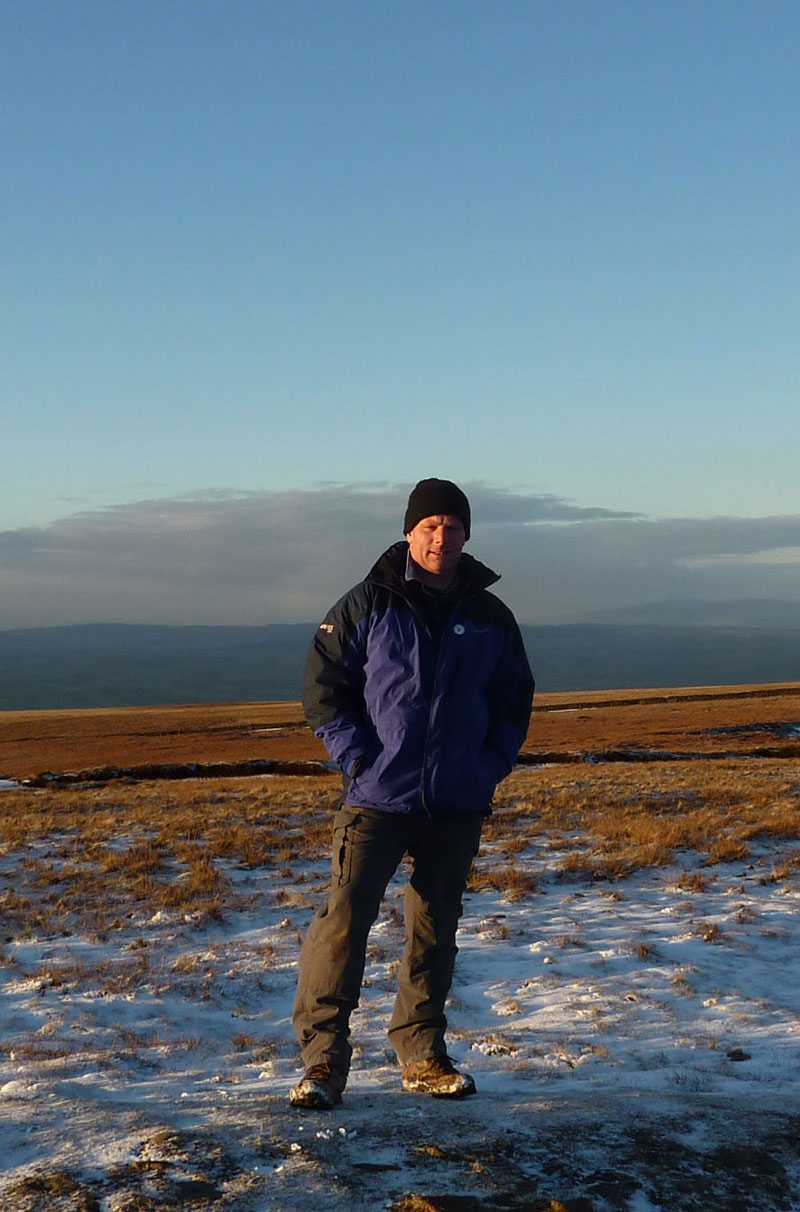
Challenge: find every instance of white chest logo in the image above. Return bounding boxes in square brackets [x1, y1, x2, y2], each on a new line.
[453, 624, 466, 636]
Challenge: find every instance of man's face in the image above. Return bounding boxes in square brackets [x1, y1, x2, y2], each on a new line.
[406, 514, 466, 582]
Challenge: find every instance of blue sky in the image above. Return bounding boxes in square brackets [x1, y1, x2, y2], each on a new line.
[2, 2, 799, 626]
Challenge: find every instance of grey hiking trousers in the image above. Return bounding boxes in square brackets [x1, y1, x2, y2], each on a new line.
[292, 805, 484, 1081]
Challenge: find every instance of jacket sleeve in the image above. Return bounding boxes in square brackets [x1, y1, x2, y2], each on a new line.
[301, 584, 378, 776]
[483, 610, 535, 781]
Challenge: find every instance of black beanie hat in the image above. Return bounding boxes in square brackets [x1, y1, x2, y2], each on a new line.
[403, 478, 471, 540]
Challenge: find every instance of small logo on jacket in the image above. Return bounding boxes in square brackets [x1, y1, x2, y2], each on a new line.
[453, 624, 465, 635]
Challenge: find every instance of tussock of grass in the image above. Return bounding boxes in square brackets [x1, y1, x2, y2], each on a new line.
[672, 871, 709, 893]
[468, 865, 538, 901]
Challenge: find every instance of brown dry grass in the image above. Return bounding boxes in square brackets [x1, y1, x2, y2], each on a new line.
[487, 758, 800, 881]
[3, 682, 800, 779]
[0, 701, 315, 780]
[1, 686, 799, 928]
[528, 682, 800, 757]
[0, 759, 798, 936]
[0, 775, 339, 938]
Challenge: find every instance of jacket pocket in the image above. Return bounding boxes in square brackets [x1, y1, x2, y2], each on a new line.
[482, 744, 511, 784]
[331, 808, 362, 887]
[351, 733, 421, 806]
[434, 745, 498, 809]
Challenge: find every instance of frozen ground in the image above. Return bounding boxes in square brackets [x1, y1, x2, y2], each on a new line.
[2, 821, 800, 1209]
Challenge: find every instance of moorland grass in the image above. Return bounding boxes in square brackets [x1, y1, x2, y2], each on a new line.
[1, 760, 799, 940]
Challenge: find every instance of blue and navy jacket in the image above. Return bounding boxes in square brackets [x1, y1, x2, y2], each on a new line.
[302, 541, 535, 814]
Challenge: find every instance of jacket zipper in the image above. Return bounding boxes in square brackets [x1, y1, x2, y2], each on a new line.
[419, 630, 446, 817]
[420, 596, 472, 815]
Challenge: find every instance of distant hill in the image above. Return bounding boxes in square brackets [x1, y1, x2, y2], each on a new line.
[585, 598, 800, 628]
[1, 620, 800, 709]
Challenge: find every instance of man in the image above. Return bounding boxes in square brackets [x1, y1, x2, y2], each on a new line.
[290, 478, 534, 1110]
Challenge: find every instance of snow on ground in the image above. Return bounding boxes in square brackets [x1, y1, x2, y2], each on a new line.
[2, 821, 800, 1209]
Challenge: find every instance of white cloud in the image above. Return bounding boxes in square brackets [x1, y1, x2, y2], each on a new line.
[1, 486, 799, 627]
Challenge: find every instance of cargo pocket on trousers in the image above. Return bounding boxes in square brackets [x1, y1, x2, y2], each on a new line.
[331, 809, 361, 887]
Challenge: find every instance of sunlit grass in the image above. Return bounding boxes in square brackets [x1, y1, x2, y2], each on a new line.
[487, 762, 800, 881]
[0, 759, 798, 938]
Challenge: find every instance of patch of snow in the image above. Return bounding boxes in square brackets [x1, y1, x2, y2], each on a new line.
[2, 826, 800, 1207]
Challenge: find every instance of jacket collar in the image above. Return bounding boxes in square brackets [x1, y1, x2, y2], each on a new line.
[367, 541, 500, 597]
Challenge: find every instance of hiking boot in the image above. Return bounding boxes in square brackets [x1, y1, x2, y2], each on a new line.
[288, 1064, 345, 1110]
[401, 1056, 476, 1098]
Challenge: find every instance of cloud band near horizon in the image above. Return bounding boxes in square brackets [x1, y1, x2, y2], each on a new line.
[1, 483, 799, 628]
